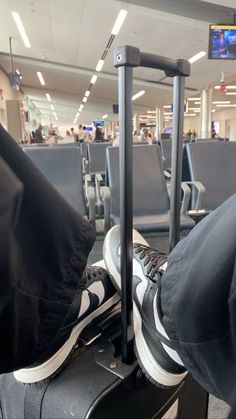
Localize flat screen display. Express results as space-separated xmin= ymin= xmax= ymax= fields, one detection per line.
xmin=208 ymin=24 xmax=236 ymax=59
xmin=93 ymin=120 xmax=104 ymax=127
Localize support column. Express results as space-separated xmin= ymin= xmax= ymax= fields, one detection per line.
xmin=112 ymin=122 xmax=116 ymax=139
xmin=200 ymin=89 xmax=212 ymax=139
xmin=104 ymin=123 xmax=108 ymax=139
xmin=155 ymin=107 xmax=164 ymax=139
xmin=133 ymin=113 xmax=139 ymax=132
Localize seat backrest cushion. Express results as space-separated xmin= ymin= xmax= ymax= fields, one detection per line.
xmin=187 ymin=141 xmax=236 ymax=210
xmin=24 ymin=146 xmax=86 ymax=215
xmin=160 ymin=139 xmax=172 ymax=170
xmin=107 ymin=145 xmax=169 ymax=218
xmin=88 ymin=143 xmax=110 ymax=173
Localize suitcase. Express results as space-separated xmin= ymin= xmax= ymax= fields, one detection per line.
xmin=0 ymin=46 xmax=208 ymax=419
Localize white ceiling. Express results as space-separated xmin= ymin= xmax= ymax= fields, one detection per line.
xmin=0 ymin=0 xmax=236 ymax=125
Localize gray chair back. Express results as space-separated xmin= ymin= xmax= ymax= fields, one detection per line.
xmin=187 ymin=141 xmax=236 ymax=210
xmin=88 ymin=143 xmax=110 ymax=174
xmin=24 ymin=146 xmax=87 ymax=215
xmin=107 ymin=145 xmax=169 ymax=220
xmin=160 ymin=139 xmax=172 ymax=170
xmin=81 ymin=142 xmax=88 ymax=160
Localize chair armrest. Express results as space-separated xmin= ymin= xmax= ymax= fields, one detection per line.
xmin=82 ymin=157 xmax=88 ymax=174
xmin=95 ymin=173 xmax=103 ymax=202
xmin=182 ymin=181 xmax=206 ymax=210
xmin=164 ymin=170 xmax=171 ymax=179
xmin=95 ymin=173 xmax=104 ymax=217
xmin=86 ymin=186 xmax=96 ymax=225
xmin=181 ymin=182 xmax=191 ymax=214
xmin=84 ymin=174 xmax=92 ymax=201
xmin=101 ymin=186 xmax=111 ymax=234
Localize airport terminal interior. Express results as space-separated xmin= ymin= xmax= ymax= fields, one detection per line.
xmin=1 ymin=0 xmax=236 ymax=417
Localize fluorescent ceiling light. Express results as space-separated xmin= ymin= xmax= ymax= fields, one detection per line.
xmin=164 ymin=112 xmax=172 ymax=115
xmin=90 ymin=75 xmax=98 ymax=84
xmin=50 ymin=105 xmax=55 ymax=111
xmin=188 ymin=97 xmax=201 ymax=101
xmin=188 ymin=107 xmax=200 ymax=111
xmin=85 ymin=90 xmax=90 ymax=97
xmin=53 ymin=111 xmax=57 ymax=117
xmin=164 ymin=105 xmax=172 ymax=109
xmin=45 ymin=93 xmax=51 ymax=102
xmin=132 ymin=90 xmax=145 ymax=101
xmin=102 ymin=114 xmax=108 ymax=119
xmin=226 ymin=92 xmax=236 ymax=95
xmin=216 ymin=104 xmax=236 ymax=107
xmin=188 ymin=51 xmax=206 ymax=64
xmin=195 ymin=101 xmax=201 ymax=105
xmin=212 ymin=109 xmax=216 ymax=112
xmin=111 ymin=9 xmax=127 ymax=35
xmin=79 ymin=104 xmax=84 ymax=111
xmin=212 ymin=101 xmax=231 ymax=104
xmin=55 ymin=116 xmax=58 ymax=121
xmin=215 ymin=85 xmax=236 ymax=90
xmin=82 ymin=97 xmax=87 ymax=103
xmin=37 ymin=71 xmax=45 ymax=86
xmin=184 ymin=113 xmax=197 ymax=116
xmin=12 ymin=11 xmax=31 ymax=48
xmin=96 ymin=59 xmax=104 ymax=72
xmin=147 ymin=110 xmax=156 ymax=114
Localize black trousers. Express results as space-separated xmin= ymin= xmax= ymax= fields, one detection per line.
xmin=161 ymin=195 xmax=236 ymax=406
xmin=0 ymin=125 xmax=95 ymax=373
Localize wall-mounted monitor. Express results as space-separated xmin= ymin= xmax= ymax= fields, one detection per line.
xmin=93 ymin=120 xmax=104 ymax=126
xmin=208 ymin=24 xmax=236 ymax=59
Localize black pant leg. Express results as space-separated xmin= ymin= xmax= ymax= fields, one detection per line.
xmin=161 ymin=194 xmax=236 ymax=405
xmin=0 ymin=125 xmax=95 ymax=373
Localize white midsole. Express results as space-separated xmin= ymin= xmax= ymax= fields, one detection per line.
xmin=103 ymin=225 xmax=149 ymax=292
xmin=133 ymin=302 xmax=187 ymax=387
xmin=14 ymin=293 xmax=120 ymax=383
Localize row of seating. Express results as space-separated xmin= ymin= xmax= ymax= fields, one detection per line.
xmin=23 ymin=141 xmax=236 ymax=235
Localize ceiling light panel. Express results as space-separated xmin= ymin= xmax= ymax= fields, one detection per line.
xmin=212 ymin=101 xmax=231 ymax=104
xmin=188 ymin=51 xmax=206 ymax=64
xmin=90 ymin=75 xmax=98 ymax=84
xmin=132 ymin=90 xmax=145 ymax=101
xmin=45 ymin=93 xmax=51 ymax=102
xmin=111 ymin=9 xmax=127 ymax=35
xmin=37 ymin=71 xmax=45 ymax=86
xmin=96 ymin=59 xmax=104 ymax=72
xmin=12 ymin=11 xmax=31 ymax=48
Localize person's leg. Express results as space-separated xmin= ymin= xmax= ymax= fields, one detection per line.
xmin=160 ymin=194 xmax=236 ymax=405
xmin=104 ymin=195 xmax=236 ymax=406
xmin=0 ymin=125 xmax=118 ymax=380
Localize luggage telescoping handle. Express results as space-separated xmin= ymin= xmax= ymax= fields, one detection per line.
xmin=114 ymin=46 xmax=190 ymax=365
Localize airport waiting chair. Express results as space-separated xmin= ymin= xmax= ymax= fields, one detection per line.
xmin=87 ymin=143 xmax=110 ymax=176
xmin=24 ymin=146 xmax=95 ymax=223
xmin=133 ymin=141 xmax=148 ymax=145
xmin=160 ymin=139 xmax=172 ymax=171
xmin=186 ymin=141 xmax=236 ymax=211
xmin=102 ymin=145 xmax=195 ymax=233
